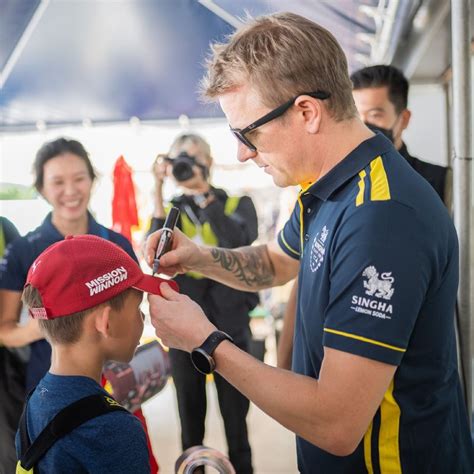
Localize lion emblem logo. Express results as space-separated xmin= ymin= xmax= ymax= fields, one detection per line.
xmin=362 ymin=266 xmax=394 ymax=300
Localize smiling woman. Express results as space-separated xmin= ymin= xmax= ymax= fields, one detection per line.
xmin=34 ymin=139 xmax=95 ymax=235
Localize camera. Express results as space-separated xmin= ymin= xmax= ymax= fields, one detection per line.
xmin=166 ymin=152 xmax=208 ymax=182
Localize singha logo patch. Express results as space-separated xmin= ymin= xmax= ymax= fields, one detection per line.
xmin=362 ymin=266 xmax=394 ymax=300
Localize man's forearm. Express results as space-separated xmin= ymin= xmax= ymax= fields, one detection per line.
xmin=196 ymin=244 xmax=277 ymax=291
xmin=213 ymin=341 xmax=349 ymax=455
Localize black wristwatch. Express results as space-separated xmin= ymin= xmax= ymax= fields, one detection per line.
xmin=190 ymin=331 xmax=233 ymax=374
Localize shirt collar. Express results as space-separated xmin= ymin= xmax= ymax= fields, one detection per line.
xmin=301 ymin=133 xmax=393 ymax=201
xmin=42 ymin=211 xmax=100 ymax=237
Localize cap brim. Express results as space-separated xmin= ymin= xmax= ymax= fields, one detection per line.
xmin=133 ymin=274 xmax=179 ymax=296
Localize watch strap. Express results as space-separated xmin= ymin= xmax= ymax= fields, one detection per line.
xmin=200 ymin=330 xmax=233 ymax=356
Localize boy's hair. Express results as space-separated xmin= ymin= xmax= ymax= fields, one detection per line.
xmin=200 ymin=12 xmax=357 ymax=121
xmin=350 ymin=65 xmax=409 ymax=113
xmin=22 ymin=286 xmax=137 ymax=344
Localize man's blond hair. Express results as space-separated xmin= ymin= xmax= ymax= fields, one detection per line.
xmin=201 ymin=12 xmax=357 ymax=121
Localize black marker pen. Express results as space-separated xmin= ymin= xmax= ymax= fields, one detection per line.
xmin=152 ymin=206 xmax=180 ymax=275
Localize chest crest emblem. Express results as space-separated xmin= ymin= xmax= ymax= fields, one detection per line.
xmin=310 ymin=225 xmax=329 ymax=273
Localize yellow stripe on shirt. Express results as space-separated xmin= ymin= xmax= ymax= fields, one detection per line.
xmin=370 ymin=156 xmax=391 ymax=201
xmin=364 ymin=420 xmax=374 ymax=474
xmin=379 ymin=379 xmax=402 ymax=473
xmin=279 ymin=230 xmax=300 ymax=256
xmin=323 ymin=328 xmax=406 ymax=352
xmin=356 ymin=170 xmax=367 ymax=206
xmin=297 ymin=194 xmax=304 ymax=252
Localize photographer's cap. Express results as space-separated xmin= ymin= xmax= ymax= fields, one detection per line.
xmin=25 ymin=234 xmax=178 ymax=319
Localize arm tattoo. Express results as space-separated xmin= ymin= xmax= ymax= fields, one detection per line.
xmin=210 ymin=245 xmax=275 ymax=288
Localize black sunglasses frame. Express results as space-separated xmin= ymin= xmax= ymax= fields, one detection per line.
xmin=230 ymin=91 xmax=331 ymax=152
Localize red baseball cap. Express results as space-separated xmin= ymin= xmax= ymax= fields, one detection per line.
xmin=25 ymin=234 xmax=178 ymax=319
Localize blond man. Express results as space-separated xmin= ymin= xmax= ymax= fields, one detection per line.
xmin=146 ymin=13 xmax=472 ymax=474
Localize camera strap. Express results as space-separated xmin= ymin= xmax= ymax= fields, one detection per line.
xmin=17 ymin=393 xmax=127 ymax=472
xmin=183 ymin=204 xmax=205 ymax=245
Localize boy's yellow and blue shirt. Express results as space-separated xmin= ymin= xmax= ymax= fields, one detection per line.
xmin=278 ymin=134 xmax=472 ymax=473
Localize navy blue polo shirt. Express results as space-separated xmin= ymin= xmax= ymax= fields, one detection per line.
xmin=278 ymin=134 xmax=472 ymax=473
xmin=0 ymin=212 xmax=137 ymax=392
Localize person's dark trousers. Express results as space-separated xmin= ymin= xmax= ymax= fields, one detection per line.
xmin=169 ymin=347 xmax=253 ymax=474
xmin=0 ymin=347 xmax=27 ymax=474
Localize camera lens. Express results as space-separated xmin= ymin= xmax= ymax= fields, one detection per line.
xmin=171 ymin=153 xmax=196 ymax=182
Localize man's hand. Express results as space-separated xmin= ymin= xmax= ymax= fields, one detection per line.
xmin=148 ymin=283 xmax=216 ymax=352
xmin=145 ymin=227 xmax=202 ymax=277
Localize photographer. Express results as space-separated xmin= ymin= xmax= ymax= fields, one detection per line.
xmin=149 ymin=133 xmax=258 ymax=474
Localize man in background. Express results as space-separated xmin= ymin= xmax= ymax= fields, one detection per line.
xmin=351 ymin=64 xmax=451 ymax=206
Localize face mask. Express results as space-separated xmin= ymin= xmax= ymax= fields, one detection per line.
xmin=364 ymin=122 xmax=394 ymax=143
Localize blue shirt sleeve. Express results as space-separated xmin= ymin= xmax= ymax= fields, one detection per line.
xmin=277 ymin=200 xmax=301 ymax=260
xmin=0 ymin=238 xmax=30 ymax=291
xmin=322 ymin=201 xmax=433 ymax=365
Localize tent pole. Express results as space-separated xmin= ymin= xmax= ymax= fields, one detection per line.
xmin=198 ymin=0 xmax=242 ymax=28
xmin=0 ymin=0 xmax=50 ymax=89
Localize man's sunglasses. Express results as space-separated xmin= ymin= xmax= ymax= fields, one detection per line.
xmin=230 ymin=91 xmax=331 ymax=153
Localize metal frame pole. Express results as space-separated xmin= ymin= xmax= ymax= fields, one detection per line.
xmin=451 ymin=0 xmax=472 ymax=418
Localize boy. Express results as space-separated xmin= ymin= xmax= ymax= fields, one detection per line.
xmin=17 ymin=234 xmax=177 ymax=473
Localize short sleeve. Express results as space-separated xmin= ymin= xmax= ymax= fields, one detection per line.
xmin=0 ymin=239 xmax=29 ymax=291
xmin=277 ymin=201 xmax=301 ymax=260
xmin=323 ymin=202 xmax=431 ymax=365
xmin=1 ymin=217 xmax=20 ymax=244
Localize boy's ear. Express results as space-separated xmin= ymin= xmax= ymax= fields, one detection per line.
xmin=94 ymin=305 xmax=112 ymax=337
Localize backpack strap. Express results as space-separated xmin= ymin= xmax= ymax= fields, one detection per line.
xmin=17 ymin=394 xmax=127 ymax=471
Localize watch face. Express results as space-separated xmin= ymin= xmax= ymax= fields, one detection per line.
xmin=191 ymin=348 xmax=215 ymax=374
